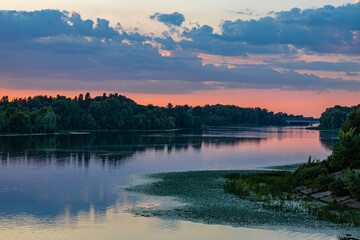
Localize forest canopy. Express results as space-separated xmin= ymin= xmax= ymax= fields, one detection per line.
xmin=319 ymin=105 xmax=360 ymax=129
xmin=0 ymin=93 xmax=303 ymax=133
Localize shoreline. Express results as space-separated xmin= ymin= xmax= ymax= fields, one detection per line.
xmin=0 ymin=124 xmax=319 ymax=137
xmin=125 ymin=170 xmax=360 ymax=239
xmin=0 ymin=128 xmax=183 ymax=137
xmin=224 ymin=170 xmax=360 ymax=226
xmin=306 ymin=126 xmax=340 ymax=131
xmin=295 ymin=186 xmax=360 ymax=209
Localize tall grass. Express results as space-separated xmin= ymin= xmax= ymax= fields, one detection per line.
xmin=224 ymin=171 xmax=360 ymax=226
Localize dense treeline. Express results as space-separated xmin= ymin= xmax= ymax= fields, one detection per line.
xmin=319 ymin=105 xmax=360 ymax=129
xmin=0 ymin=93 xmax=299 ymax=133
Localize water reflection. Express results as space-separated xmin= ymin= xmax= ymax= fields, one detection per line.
xmin=319 ymin=130 xmax=340 ymax=150
xmin=0 ymin=128 xmax=337 ymax=168
xmin=0 ymin=131 xmax=264 ymax=168
xmin=0 ymin=127 xmax=344 ymax=240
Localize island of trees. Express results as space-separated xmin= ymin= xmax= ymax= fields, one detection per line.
xmin=0 ymin=93 xmax=304 ymax=133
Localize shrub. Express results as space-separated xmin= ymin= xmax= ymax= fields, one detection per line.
xmin=328 ymin=129 xmax=360 ymax=171
xmin=329 ymin=179 xmax=349 ymax=197
xmin=292 ymin=162 xmax=328 ymax=187
xmin=311 ymin=173 xmax=334 ymax=192
xmin=343 ymin=169 xmax=360 ymax=200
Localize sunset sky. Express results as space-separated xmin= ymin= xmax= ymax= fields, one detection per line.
xmin=0 ymin=0 xmax=360 ymax=117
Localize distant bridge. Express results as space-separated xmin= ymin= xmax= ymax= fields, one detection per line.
xmin=285 ymin=118 xmax=320 ymax=126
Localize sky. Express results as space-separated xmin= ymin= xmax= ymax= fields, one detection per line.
xmin=0 ymin=0 xmax=359 ymax=117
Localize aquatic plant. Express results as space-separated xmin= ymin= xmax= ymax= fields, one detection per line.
xmin=224 ymin=172 xmax=360 ymax=226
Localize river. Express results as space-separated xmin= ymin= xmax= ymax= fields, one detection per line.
xmin=1 ymin=127 xmax=356 ymax=240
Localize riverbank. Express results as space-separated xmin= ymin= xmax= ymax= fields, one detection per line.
xmin=224 ymin=171 xmax=360 ymax=225
xmin=0 ymin=124 xmax=320 ymax=137
xmin=125 ymin=170 xmax=360 ymax=239
xmin=0 ymin=123 xmax=299 ymax=136
xmin=0 ymin=128 xmax=184 ymax=137
xmin=306 ymin=126 xmax=340 ymax=131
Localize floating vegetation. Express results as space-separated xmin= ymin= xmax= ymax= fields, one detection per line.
xmin=224 ymin=171 xmax=360 ymax=226
xmin=126 ymin=170 xmax=360 ymax=239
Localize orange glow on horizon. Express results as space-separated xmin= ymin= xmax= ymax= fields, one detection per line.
xmin=0 ymin=88 xmax=359 ymax=117
xmin=125 ymin=89 xmax=360 ymax=117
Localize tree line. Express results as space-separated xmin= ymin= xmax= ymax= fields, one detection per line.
xmin=0 ymin=93 xmax=301 ymax=133
xmin=319 ymin=105 xmax=360 ymax=129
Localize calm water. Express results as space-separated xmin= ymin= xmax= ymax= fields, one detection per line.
xmin=0 ymin=127 xmax=348 ymax=240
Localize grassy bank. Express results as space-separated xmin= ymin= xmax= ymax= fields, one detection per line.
xmin=224 ymin=171 xmax=360 ymax=226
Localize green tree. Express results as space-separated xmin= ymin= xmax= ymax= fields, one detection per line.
xmin=8 ymin=112 xmax=31 ymax=133
xmin=342 ymin=109 xmax=360 ymax=134
xmin=42 ymin=110 xmax=57 ymax=132
xmin=343 ymin=169 xmax=360 ymax=200
xmin=319 ymin=105 xmax=353 ymax=129
xmin=83 ymin=113 xmax=96 ymax=129
xmin=328 ymin=129 xmax=360 ymax=171
xmin=0 ymin=112 xmax=8 ymax=132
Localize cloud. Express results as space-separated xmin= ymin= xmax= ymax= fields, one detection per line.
xmin=174 ymin=25 xmax=296 ymax=56
xmin=0 ymin=10 xmax=121 ymax=40
xmin=168 ymin=4 xmax=360 ymax=55
xmin=274 ymin=61 xmax=360 ymax=72
xmin=150 ymin=12 xmax=185 ymax=26
xmin=0 ymin=9 xmax=360 ymax=94
xmin=237 ymin=9 xmax=254 ymax=16
xmin=346 ymin=72 xmax=359 ymax=76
